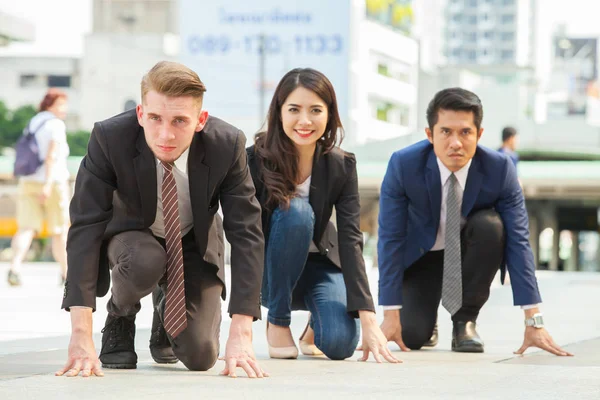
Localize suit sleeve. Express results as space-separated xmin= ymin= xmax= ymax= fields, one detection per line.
xmin=377 ymin=152 xmax=409 ymax=306
xmin=220 ymin=132 xmax=265 ymax=319
xmin=62 ymin=122 xmax=117 ymax=311
xmin=335 ymin=155 xmax=375 ymax=315
xmin=495 ymin=158 xmax=542 ymax=305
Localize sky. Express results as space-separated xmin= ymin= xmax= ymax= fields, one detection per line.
xmin=0 ymin=0 xmax=92 ymax=56
xmin=0 ymin=0 xmax=599 ymax=56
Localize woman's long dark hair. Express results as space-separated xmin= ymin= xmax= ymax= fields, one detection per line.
xmin=255 ymin=68 xmax=344 ymax=210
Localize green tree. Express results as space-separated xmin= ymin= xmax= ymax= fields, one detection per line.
xmin=66 ymin=130 xmax=91 ymax=156
xmin=0 ymin=103 xmax=37 ymax=149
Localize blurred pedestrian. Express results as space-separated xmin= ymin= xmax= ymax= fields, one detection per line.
xmin=8 ymin=89 xmax=70 ymax=287
xmin=498 ymin=126 xmax=519 ymax=167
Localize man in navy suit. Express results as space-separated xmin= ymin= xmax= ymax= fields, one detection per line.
xmin=377 ymin=88 xmax=572 ymax=356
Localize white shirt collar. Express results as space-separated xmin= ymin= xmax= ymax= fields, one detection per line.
xmin=436 ymin=157 xmax=472 ymax=190
xmin=155 ymin=147 xmax=189 ymax=174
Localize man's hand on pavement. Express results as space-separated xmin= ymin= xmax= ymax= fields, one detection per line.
xmin=515 ymin=327 xmax=573 ymax=357
xmin=55 ymin=332 xmax=103 ymax=377
xmin=219 ymin=314 xmax=268 ymax=378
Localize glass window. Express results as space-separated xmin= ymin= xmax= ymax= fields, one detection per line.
xmin=47 ymin=75 xmax=72 ymax=88
xmin=501 ymin=49 xmax=514 ymax=60
xmin=376 ymin=103 xmax=394 ymax=122
xmin=501 ymin=14 xmax=514 ymax=24
xmin=377 ymin=63 xmax=391 ymax=77
xmin=501 ymin=32 xmax=514 ymax=41
xmin=20 ymin=74 xmax=41 ymax=88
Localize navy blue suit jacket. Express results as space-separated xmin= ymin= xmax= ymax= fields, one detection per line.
xmin=377 ymin=140 xmax=541 ymax=307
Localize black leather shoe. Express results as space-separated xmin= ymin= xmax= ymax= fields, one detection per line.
xmin=452 ymin=321 xmax=484 ymax=353
xmin=423 ymin=322 xmax=439 ymax=347
xmin=150 ymin=306 xmax=178 ymax=364
xmin=99 ymin=315 xmax=137 ymax=369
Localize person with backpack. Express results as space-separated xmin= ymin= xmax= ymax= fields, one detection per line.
xmin=8 ymin=88 xmax=71 ymax=287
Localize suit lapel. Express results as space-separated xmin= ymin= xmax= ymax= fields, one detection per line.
xmin=188 ymin=132 xmax=210 ymax=231
xmin=462 ymin=154 xmax=482 ymax=217
xmin=425 ymin=150 xmax=442 ymax=228
xmin=133 ymin=129 xmax=157 ymax=226
xmin=309 ymin=144 xmax=326 ymax=242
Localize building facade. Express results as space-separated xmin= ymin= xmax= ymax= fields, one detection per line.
xmin=78 ymin=0 xmax=178 ymax=129
xmin=444 ymin=0 xmax=534 ymax=67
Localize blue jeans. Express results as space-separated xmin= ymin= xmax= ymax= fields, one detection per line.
xmin=263 ymin=198 xmax=360 ymax=360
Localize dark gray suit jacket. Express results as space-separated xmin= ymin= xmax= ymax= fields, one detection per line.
xmin=62 ymin=109 xmax=264 ymax=319
xmin=247 ymin=144 xmax=375 ymax=316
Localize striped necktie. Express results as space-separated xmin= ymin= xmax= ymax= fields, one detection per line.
xmin=442 ymin=173 xmax=463 ymax=316
xmin=160 ymin=161 xmax=187 ymax=338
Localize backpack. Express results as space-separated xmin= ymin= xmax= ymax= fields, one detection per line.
xmin=13 ymin=118 xmax=55 ymax=177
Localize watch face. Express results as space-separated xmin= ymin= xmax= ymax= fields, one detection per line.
xmin=533 ymin=315 xmax=544 ymax=327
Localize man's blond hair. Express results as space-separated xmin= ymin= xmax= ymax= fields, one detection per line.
xmin=141 ymin=61 xmax=206 ymax=105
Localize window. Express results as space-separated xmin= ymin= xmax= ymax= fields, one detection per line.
xmin=376 ymin=103 xmax=394 ymax=122
xmin=372 ymin=54 xmax=411 ymax=83
xmin=501 ymin=14 xmax=514 ymax=24
xmin=47 ymin=75 xmax=72 ymax=88
xmin=501 ymin=50 xmax=514 ymax=60
xmin=20 ymin=74 xmax=42 ymax=88
xmin=483 ymin=31 xmax=493 ymax=39
xmin=374 ymin=102 xmax=410 ymax=126
xmin=468 ymin=0 xmax=478 ymax=6
xmin=466 ymin=32 xmax=477 ymax=41
xmin=467 ymin=50 xmax=477 ymax=61
xmin=377 ymin=63 xmax=391 ymax=77
xmin=469 ymin=15 xmax=477 ymax=24
xmin=501 ymin=32 xmax=514 ymax=41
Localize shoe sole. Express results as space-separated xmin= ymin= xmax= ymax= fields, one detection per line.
xmin=101 ymin=363 xmax=137 ymax=369
xmin=151 ymin=357 xmax=179 ymax=364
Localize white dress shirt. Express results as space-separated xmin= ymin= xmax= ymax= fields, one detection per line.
xmin=382 ymin=157 xmax=538 ymax=311
xmin=149 ymin=148 xmax=194 ymax=238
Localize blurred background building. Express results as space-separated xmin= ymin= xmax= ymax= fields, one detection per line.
xmin=0 ymin=0 xmax=600 ymax=272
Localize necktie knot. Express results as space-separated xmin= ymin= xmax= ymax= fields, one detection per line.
xmin=449 ymin=173 xmax=457 ymax=185
xmin=161 ymin=161 xmax=174 ymax=173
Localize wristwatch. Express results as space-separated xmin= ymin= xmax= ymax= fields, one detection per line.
xmin=524 ymin=313 xmax=544 ymax=328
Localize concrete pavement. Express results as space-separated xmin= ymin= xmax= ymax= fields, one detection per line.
xmin=0 ymin=261 xmax=599 ymax=399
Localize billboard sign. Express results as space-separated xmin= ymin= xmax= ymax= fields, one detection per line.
xmin=180 ymin=0 xmax=351 ymax=137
